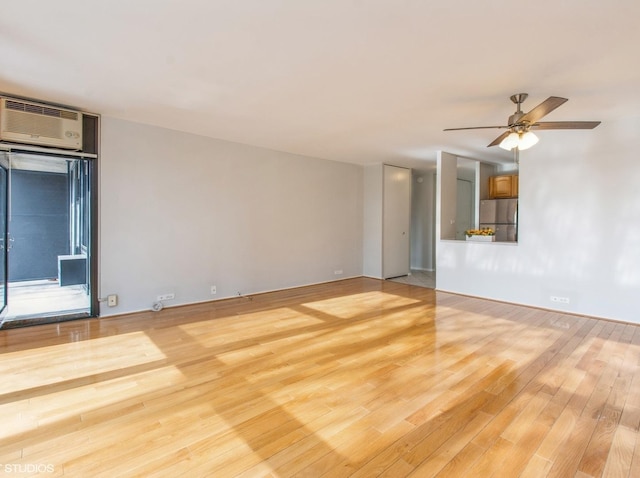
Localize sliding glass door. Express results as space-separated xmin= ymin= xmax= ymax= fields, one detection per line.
xmin=0 ymin=152 xmax=95 ymax=328
xmin=0 ymin=153 xmax=8 ymax=322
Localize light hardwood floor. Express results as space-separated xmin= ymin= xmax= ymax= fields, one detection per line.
xmin=1 ymin=277 xmax=638 ymax=477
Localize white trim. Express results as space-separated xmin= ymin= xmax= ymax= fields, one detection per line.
xmin=0 ymin=142 xmax=97 ymax=159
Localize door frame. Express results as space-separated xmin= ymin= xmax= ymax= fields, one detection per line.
xmin=0 ymin=153 xmax=8 ymax=322
xmin=0 ymin=146 xmax=99 ymax=326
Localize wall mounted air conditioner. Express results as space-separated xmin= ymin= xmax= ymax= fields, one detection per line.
xmin=0 ymin=97 xmax=83 ymax=150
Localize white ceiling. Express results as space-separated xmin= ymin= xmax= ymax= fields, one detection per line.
xmin=2 ymin=1 xmax=639 ymax=169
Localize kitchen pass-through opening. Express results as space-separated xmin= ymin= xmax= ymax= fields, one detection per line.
xmin=0 ymin=151 xmax=96 ymax=329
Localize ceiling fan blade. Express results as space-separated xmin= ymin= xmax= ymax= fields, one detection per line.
xmin=487 ymin=131 xmax=511 ymax=147
xmin=531 ymin=121 xmax=601 ymax=130
xmin=443 ymin=125 xmax=507 ymax=131
xmin=519 ymin=96 xmax=568 ymax=124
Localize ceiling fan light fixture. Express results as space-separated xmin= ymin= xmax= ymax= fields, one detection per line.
xmin=499 ymin=131 xmax=539 ymax=151
xmin=518 ymin=131 xmax=539 ymax=150
xmin=499 ymin=132 xmax=520 ymax=151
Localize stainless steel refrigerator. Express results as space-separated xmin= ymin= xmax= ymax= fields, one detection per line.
xmin=479 ymin=198 xmax=518 ymax=242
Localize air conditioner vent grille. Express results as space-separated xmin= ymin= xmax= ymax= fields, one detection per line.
xmin=5 ymin=99 xmax=79 ymax=120
xmin=5 ymin=111 xmax=61 ymax=138
xmin=60 ymin=110 xmax=78 ymax=120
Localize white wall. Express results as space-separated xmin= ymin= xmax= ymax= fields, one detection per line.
xmin=99 ymin=117 xmax=363 ymax=315
xmin=436 ymin=117 xmax=640 ymax=323
xmin=410 ymin=170 xmax=435 ymax=271
xmin=437 ymin=151 xmax=458 ymax=240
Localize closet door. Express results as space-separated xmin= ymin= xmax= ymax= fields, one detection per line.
xmin=383 ymin=165 xmax=411 ymax=278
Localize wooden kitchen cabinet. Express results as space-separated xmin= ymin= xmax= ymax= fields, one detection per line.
xmin=489 ymin=175 xmax=518 ymax=198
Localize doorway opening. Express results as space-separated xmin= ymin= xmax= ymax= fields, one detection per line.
xmin=0 ymin=151 xmax=96 ymax=329
xmin=388 ymin=169 xmax=436 ymax=289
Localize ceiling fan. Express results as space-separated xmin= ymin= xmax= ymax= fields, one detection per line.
xmin=444 ymin=93 xmax=601 ymax=152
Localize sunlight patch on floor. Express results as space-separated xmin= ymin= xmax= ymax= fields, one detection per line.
xmin=302 ymin=291 xmax=420 ymax=319
xmin=0 ymin=332 xmax=168 ymax=395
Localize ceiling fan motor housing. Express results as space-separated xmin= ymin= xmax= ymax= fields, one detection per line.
xmin=508 ymin=113 xmax=526 ymax=128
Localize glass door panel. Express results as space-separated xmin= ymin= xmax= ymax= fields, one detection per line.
xmin=0 ymin=153 xmax=9 ymax=321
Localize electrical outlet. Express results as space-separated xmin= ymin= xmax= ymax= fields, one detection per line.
xmin=550 ymin=295 xmax=570 ymax=304
xmin=334 ymin=269 xmax=343 ymax=275
xmin=211 ymin=285 xmax=217 ymax=295
xmin=157 ymin=293 xmax=175 ymax=301
xmin=107 ymin=294 xmax=118 ymax=307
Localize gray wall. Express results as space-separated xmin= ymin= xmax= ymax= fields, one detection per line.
xmin=99 ymin=117 xmax=363 ymax=315
xmin=362 ymin=164 xmax=383 ymax=278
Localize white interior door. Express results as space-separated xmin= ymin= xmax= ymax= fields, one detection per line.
xmin=383 ymin=165 xmax=411 ymax=278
